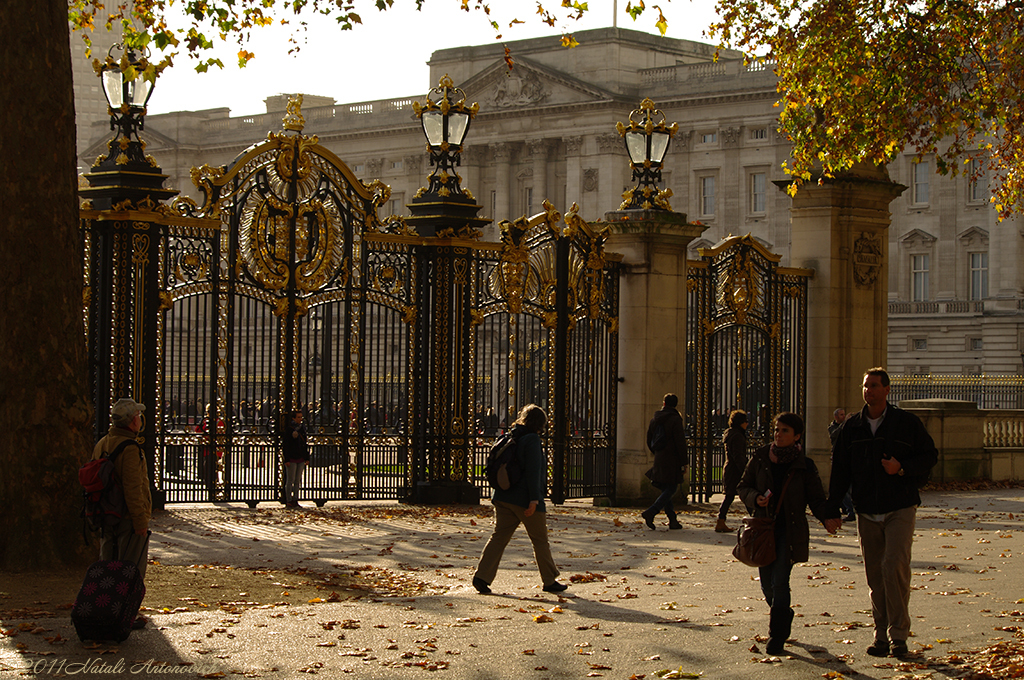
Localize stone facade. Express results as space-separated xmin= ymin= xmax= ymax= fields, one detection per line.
xmin=75 ymin=26 xmax=1024 ymax=383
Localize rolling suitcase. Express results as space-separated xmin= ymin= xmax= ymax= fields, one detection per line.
xmin=70 ymin=560 xmax=145 ymax=642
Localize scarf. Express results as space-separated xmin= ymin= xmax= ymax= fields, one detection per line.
xmin=769 ymin=442 xmax=802 ymax=465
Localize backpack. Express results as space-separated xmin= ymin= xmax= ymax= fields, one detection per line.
xmin=79 ymin=440 xmax=134 ymax=533
xmin=647 ymin=419 xmax=668 ymax=452
xmin=485 ymin=434 xmax=522 ymax=490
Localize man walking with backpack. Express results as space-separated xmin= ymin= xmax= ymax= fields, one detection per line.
xmin=92 ymin=398 xmax=152 ymax=628
xmin=641 ymin=394 xmax=688 ymax=530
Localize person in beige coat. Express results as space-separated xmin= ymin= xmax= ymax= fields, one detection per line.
xmin=92 ymin=398 xmax=152 ymax=578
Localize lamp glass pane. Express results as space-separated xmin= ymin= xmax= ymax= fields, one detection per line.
xmin=649 ymin=132 xmax=670 ymax=163
xmin=448 ymin=112 xmax=469 ymax=145
xmin=421 ymin=111 xmax=444 ymax=145
xmin=126 ymin=75 xmax=152 ymax=107
xmin=624 ymin=131 xmax=646 ymax=164
xmin=102 ymin=69 xmax=124 ymax=108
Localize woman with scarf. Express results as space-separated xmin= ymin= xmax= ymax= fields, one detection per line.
xmin=737 ymin=412 xmax=837 ymax=655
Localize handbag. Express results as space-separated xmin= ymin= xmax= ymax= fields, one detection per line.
xmin=732 ymin=471 xmax=795 ymax=567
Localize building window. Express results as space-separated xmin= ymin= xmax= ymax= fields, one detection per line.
xmin=970 ymin=252 xmax=989 ymax=300
xmin=913 ymin=161 xmax=930 ymax=204
xmin=701 ymin=132 xmax=717 ymax=144
xmin=913 ymin=338 xmax=928 ymax=351
xmin=525 ymin=187 xmax=534 ymax=215
xmin=968 ymin=158 xmax=985 ymax=202
xmin=390 ymin=160 xmax=403 ymax=170
xmin=969 ymin=338 xmax=983 ymax=351
xmin=353 ymin=164 xmax=365 ymax=175
xmin=750 ymin=128 xmax=767 ymax=140
xmin=700 ymin=176 xmax=716 ymax=217
xmin=387 ymin=194 xmax=404 ymax=217
xmin=911 ymin=254 xmax=929 ymax=301
xmin=750 ymin=172 xmax=766 ymax=213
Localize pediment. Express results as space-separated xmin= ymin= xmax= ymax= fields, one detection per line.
xmin=461 ymin=57 xmax=617 ymax=111
xmin=79 ymin=125 xmax=181 ymax=166
xmin=957 ymin=226 xmax=989 ymax=247
xmin=899 ymin=228 xmax=937 ymax=247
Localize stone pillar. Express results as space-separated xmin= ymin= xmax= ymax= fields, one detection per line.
xmin=491 ymin=142 xmax=512 ymax=222
xmin=785 ymin=165 xmax=906 ymax=472
xmin=597 ymin=133 xmax=623 ymax=217
xmin=605 ymin=209 xmax=708 ymax=505
xmin=564 ymin=135 xmax=583 ymax=211
xmin=527 ymin=139 xmax=549 ymax=211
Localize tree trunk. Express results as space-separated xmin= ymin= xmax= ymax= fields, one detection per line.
xmin=0 ymin=0 xmax=95 ymax=569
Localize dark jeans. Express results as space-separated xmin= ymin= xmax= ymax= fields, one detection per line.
xmin=758 ymin=521 xmax=794 ymax=641
xmin=718 ymin=490 xmax=737 ymax=520
xmin=645 ymin=483 xmax=678 ymax=519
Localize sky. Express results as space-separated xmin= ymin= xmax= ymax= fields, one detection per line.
xmin=147 ymin=0 xmax=723 ymax=117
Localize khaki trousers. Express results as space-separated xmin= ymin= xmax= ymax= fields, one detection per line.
xmin=474 ymin=500 xmax=560 ymax=587
xmin=100 ymin=514 xmax=150 ymax=580
xmin=857 ymin=505 xmax=917 ymax=643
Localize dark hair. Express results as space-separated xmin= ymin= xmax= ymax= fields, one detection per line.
xmin=773 ymin=411 xmax=804 ymax=437
xmin=290 ymin=409 xmax=303 ymax=419
xmin=728 ymin=409 xmax=747 ymax=428
xmin=514 ymin=404 xmax=547 ymax=433
xmin=663 ymin=393 xmax=679 ymax=409
xmin=864 ymin=367 xmax=890 ymax=387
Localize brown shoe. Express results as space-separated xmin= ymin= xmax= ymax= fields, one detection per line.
xmin=715 ymin=518 xmax=733 ymax=533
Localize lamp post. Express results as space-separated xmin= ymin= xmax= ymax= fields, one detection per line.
xmin=616 ymin=98 xmax=678 ymax=211
xmin=407 ymin=75 xmax=489 ymax=237
xmin=80 ymin=43 xmax=176 ymax=210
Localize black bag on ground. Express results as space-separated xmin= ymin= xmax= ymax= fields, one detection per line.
xmin=71 ymin=560 xmax=146 ymax=643
xmin=485 ymin=434 xmax=521 ymax=490
xmin=79 ymin=440 xmax=133 ymax=533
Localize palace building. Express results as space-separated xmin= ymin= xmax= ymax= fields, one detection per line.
xmin=75 ymin=27 xmax=1024 ymax=380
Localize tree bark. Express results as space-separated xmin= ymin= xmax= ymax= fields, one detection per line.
xmin=0 ymin=0 xmax=95 ymax=569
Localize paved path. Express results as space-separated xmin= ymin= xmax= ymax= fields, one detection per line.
xmin=2 ymin=488 xmax=1021 ymax=679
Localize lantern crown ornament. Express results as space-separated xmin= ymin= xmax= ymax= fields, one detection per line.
xmin=406 ymin=75 xmax=489 ymax=238
xmin=616 ymin=98 xmax=678 ymax=210
xmin=81 ymin=42 xmax=177 ymax=210
xmin=411 ymin=75 xmax=479 ymax=202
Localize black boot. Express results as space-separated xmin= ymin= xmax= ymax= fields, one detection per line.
xmin=666 ymin=511 xmax=682 ymax=530
xmin=766 ymin=606 xmax=794 ymax=655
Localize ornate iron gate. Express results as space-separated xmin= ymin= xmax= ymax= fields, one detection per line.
xmin=686 ymin=235 xmax=811 ymax=502
xmin=105 ymin=113 xmax=621 ymax=506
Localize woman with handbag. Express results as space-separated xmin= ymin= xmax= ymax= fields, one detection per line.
xmin=737 ymin=412 xmax=837 ymax=655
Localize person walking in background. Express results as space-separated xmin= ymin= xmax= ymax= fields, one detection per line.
xmin=92 ymin=398 xmax=152 ymax=629
xmin=473 ymin=404 xmax=567 ymax=595
xmin=641 ymin=394 xmax=688 ymax=530
xmin=738 ymin=412 xmax=837 ymax=656
xmin=828 ymin=368 xmax=937 ymax=659
xmin=282 ymin=409 xmax=309 ymax=508
xmin=829 ymin=407 xmax=856 ymax=521
xmin=716 ymin=409 xmax=748 ymax=533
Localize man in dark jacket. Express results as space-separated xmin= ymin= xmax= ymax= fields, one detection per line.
xmin=828 ymin=367 xmax=937 ymax=660
xmin=640 ymin=394 xmax=688 ymax=530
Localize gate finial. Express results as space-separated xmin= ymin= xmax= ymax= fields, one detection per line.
xmin=283 ymin=94 xmax=305 ymax=132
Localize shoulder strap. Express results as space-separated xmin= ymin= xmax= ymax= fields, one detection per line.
xmin=104 ymin=439 xmax=135 ymax=463
xmin=769 ymin=470 xmax=797 ymax=518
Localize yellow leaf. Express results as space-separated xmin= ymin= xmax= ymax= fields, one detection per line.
xmin=533 ymin=614 xmax=555 ymax=623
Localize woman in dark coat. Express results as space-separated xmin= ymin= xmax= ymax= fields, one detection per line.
xmin=737 ymin=412 xmax=836 ymax=655
xmin=716 ymin=409 xmax=748 ymax=533
xmin=641 ymin=394 xmax=688 ymax=530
